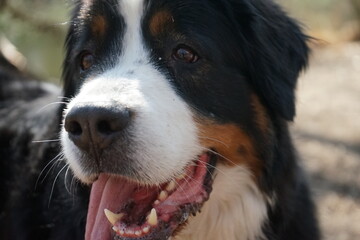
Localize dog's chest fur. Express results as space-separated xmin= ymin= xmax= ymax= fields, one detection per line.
xmin=174 ymin=165 xmax=268 ymax=240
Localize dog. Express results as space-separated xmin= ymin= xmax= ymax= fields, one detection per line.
xmin=0 ymin=0 xmax=320 ymax=239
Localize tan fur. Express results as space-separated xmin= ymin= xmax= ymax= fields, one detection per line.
xmin=250 ymin=94 xmax=270 ymax=134
xmin=91 ymin=15 xmax=107 ymax=39
xmin=149 ymin=11 xmax=173 ymax=36
xmin=196 ymin=120 xmax=262 ymax=178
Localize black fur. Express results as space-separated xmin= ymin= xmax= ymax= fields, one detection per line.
xmin=0 ymin=0 xmax=319 ymax=239
xmin=0 ymin=54 xmax=89 ymax=239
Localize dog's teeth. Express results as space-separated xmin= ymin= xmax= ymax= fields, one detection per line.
xmin=135 ymin=230 xmax=142 ymax=236
xmin=126 ymin=229 xmax=134 ymax=235
xmin=177 ymin=172 xmax=187 ymax=179
xmin=143 ymin=226 xmax=150 ymax=233
xmin=120 ymin=229 xmax=125 ymax=235
xmin=154 ymin=200 xmax=160 ymax=205
xmin=104 ymin=209 xmax=124 ymax=225
xmin=166 ymin=180 xmax=176 ymax=192
xmin=159 ymin=191 xmax=168 ymax=201
xmin=112 ymin=226 xmax=119 ymax=232
xmin=147 ymin=208 xmax=158 ymax=226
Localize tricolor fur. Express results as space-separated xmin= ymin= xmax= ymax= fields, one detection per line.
xmin=0 ymin=0 xmax=320 ymax=239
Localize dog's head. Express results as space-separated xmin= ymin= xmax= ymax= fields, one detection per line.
xmin=61 ymin=0 xmax=308 ymax=239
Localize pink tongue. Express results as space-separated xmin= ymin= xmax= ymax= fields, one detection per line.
xmin=85 ymin=174 xmax=136 ymax=240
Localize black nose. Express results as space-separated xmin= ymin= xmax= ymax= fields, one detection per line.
xmin=64 ymin=105 xmax=131 ymax=152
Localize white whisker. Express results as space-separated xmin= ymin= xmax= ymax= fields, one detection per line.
xmin=35 ymin=152 xmax=64 ymax=190
xmin=32 ymin=139 xmax=60 ymax=143
xmin=199 ymin=136 xmax=230 ymax=148
xmin=172 ymin=176 xmax=195 ymax=204
xmin=201 ymin=147 xmax=241 ymax=168
xmin=64 ymin=165 xmax=72 ymax=194
xmin=48 ymin=163 xmax=69 ymax=207
xmin=41 ymin=156 xmax=64 ymax=185
xmin=36 ymin=101 xmax=67 ymax=113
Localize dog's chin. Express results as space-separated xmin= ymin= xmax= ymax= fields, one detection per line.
xmin=85 ymin=152 xmax=217 ymax=240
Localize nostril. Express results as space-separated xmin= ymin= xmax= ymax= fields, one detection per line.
xmin=96 ymin=112 xmax=131 ymax=135
xmin=97 ymin=120 xmax=112 ymax=135
xmin=66 ymin=120 xmax=83 ymax=136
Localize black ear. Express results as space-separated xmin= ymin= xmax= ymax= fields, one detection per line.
xmin=62 ymin=25 xmax=79 ymax=99
xmin=232 ymin=0 xmax=309 ymax=121
xmin=62 ymin=2 xmax=84 ymax=99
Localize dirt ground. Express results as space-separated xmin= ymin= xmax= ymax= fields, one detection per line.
xmin=292 ymin=42 xmax=360 ymax=240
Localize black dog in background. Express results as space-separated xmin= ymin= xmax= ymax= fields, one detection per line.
xmin=0 ymin=53 xmax=88 ymax=239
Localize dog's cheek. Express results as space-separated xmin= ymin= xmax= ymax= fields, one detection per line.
xmin=196 ymin=119 xmax=262 ymax=179
xmin=126 ymin=102 xmax=203 ymax=184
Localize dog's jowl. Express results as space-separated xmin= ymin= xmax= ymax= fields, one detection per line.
xmin=0 ymin=0 xmax=320 ymax=240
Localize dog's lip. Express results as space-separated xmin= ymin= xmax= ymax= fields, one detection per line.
xmin=85 ymin=152 xmax=217 ymax=240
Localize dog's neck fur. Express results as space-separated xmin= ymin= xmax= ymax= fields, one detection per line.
xmin=174 ymin=165 xmax=268 ymax=240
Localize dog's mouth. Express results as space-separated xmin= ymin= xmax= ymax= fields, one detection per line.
xmin=85 ymin=153 xmax=216 ymax=240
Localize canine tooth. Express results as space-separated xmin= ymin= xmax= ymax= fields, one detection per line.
xmin=147 ymin=208 xmax=158 ymax=226
xmin=159 ymin=191 xmax=168 ymax=201
xmin=135 ymin=230 xmax=142 ymax=236
xmin=112 ymin=226 xmax=119 ymax=232
xmin=166 ymin=180 xmax=176 ymax=192
xmin=104 ymin=209 xmax=124 ymax=225
xmin=143 ymin=226 xmax=150 ymax=233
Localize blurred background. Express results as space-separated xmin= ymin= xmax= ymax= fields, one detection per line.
xmin=0 ymin=0 xmax=68 ymax=81
xmin=0 ymin=0 xmax=360 ymax=79
xmin=0 ymin=0 xmax=359 ymax=239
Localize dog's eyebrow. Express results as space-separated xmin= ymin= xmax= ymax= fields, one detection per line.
xmin=149 ymin=10 xmax=174 ymax=36
xmin=91 ymin=15 xmax=107 ymax=39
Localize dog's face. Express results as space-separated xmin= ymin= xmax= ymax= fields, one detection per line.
xmin=61 ymin=0 xmax=308 ymax=239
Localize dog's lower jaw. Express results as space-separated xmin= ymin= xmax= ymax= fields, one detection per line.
xmin=173 ymin=164 xmax=268 ymax=240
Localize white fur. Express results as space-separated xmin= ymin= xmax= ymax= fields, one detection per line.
xmin=61 ymin=0 xmax=202 ymax=184
xmin=174 ymin=164 xmax=268 ymax=240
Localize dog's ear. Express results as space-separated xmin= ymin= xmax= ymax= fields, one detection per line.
xmin=62 ymin=27 xmax=78 ymax=99
xmin=62 ymin=3 xmax=82 ymax=99
xmin=230 ymin=0 xmax=309 ymax=121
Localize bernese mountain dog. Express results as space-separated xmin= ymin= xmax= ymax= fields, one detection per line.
xmin=0 ymin=0 xmax=320 ymax=239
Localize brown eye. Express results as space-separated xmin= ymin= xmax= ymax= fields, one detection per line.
xmin=172 ymin=46 xmax=199 ymax=63
xmin=80 ymin=51 xmax=94 ymax=71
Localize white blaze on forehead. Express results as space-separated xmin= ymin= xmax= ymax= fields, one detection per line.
xmin=119 ymin=0 xmax=146 ymax=64
xmin=62 ymin=0 xmax=202 ymax=184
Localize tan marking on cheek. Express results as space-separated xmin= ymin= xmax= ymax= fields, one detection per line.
xmin=197 ymin=120 xmax=262 ymax=177
xmin=149 ymin=11 xmax=173 ymax=36
xmin=92 ymin=15 xmax=107 ymax=38
xmin=251 ymin=94 xmax=270 ymax=133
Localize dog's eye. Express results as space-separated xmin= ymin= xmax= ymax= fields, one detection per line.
xmin=172 ymin=46 xmax=199 ymax=63
xmin=80 ymin=51 xmax=94 ymax=71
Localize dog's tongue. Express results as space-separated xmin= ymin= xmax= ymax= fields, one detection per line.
xmin=85 ymin=174 xmax=136 ymax=240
